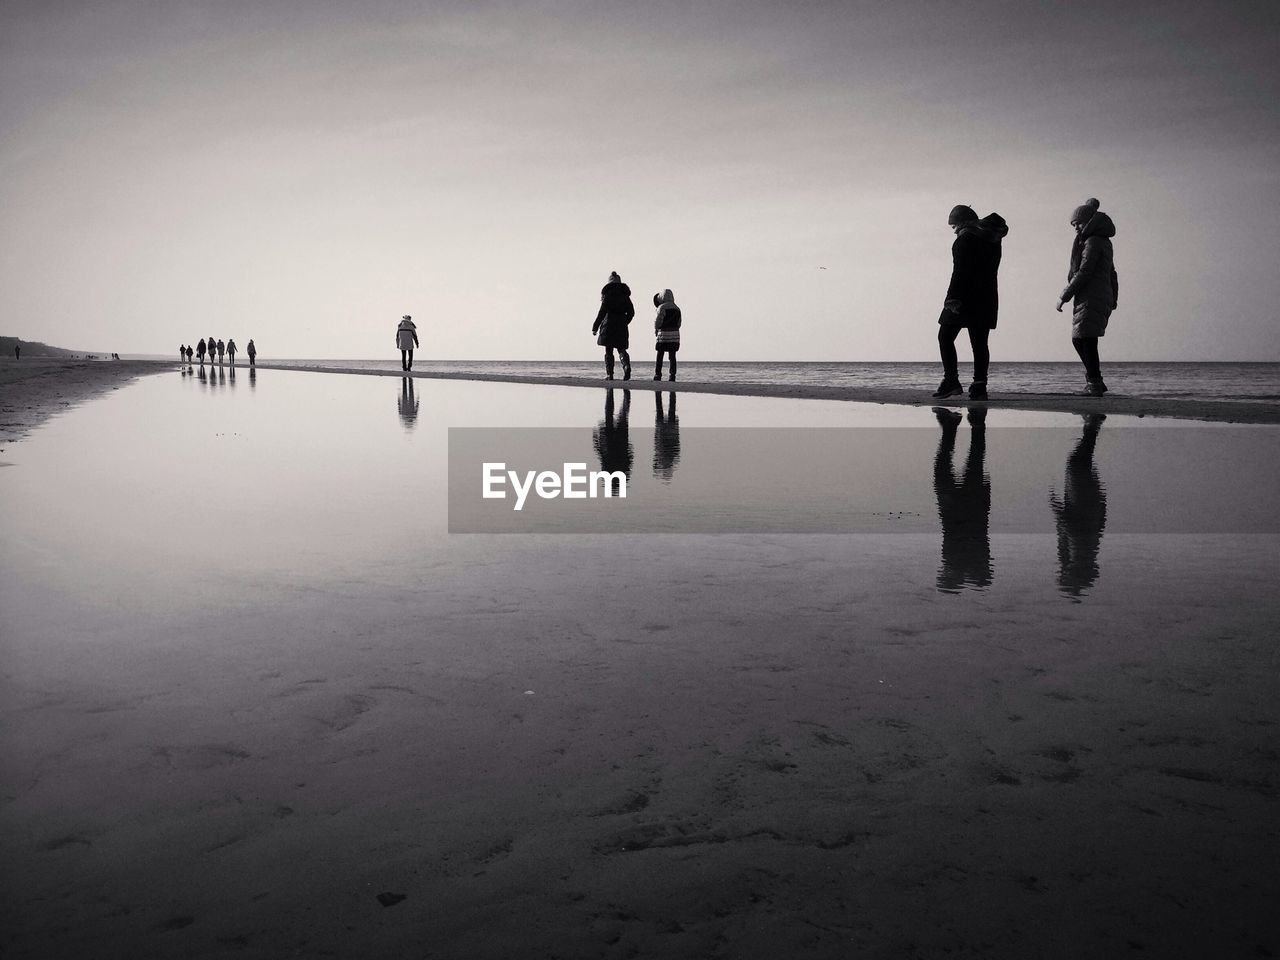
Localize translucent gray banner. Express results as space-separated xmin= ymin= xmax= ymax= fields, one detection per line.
xmin=448 ymin=424 xmax=1280 ymax=534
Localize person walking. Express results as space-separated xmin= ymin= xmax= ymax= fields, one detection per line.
xmin=226 ymin=338 xmax=237 ymax=365
xmin=196 ymin=338 xmax=207 ymax=364
xmin=186 ymin=344 xmax=194 ymax=363
xmin=933 ymin=204 xmax=1008 ymax=400
xmin=1056 ymin=198 xmax=1118 ymax=397
xmin=652 ymin=289 xmax=682 ymax=382
xmin=246 ymin=339 xmax=256 ymax=366
xmin=179 ymin=345 xmax=185 ymax=363
xmin=396 ymin=315 xmax=419 ymax=371
xmin=592 ymin=271 xmax=634 ymax=380
xmin=14 ymin=343 xmax=20 ymax=359
xmin=216 ymin=339 xmax=226 ymax=363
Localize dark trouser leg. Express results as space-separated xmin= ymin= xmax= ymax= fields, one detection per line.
xmin=668 ymin=351 xmax=676 ymax=380
xmin=1072 ymin=337 xmax=1101 ymax=381
xmin=967 ymin=326 xmax=990 ymax=384
xmin=604 ymin=349 xmax=614 ymax=378
xmin=655 ymin=350 xmax=664 ymax=379
xmin=407 ymin=349 xmax=413 ymax=370
xmin=619 ymin=349 xmax=631 ymax=379
xmin=938 ymin=325 xmax=961 ymax=383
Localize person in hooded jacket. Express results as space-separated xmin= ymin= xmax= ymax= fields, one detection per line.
xmin=226 ymin=338 xmax=237 ymax=364
xmin=1057 ymin=198 xmax=1119 ymax=397
xmin=246 ymin=339 xmax=256 ymax=365
xmin=196 ymin=338 xmax=207 ymax=364
xmin=396 ymin=315 xmax=419 ymax=371
xmin=592 ymin=271 xmax=634 ymax=380
xmin=933 ymin=205 xmax=1009 ymax=401
xmin=652 ymin=289 xmax=682 ymax=381
xmin=216 ymin=339 xmax=226 ymax=363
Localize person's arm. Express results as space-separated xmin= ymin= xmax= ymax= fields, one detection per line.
xmin=1061 ymin=237 xmax=1100 ymax=303
xmin=943 ymin=236 xmax=971 ymax=314
xmin=413 ymin=330 xmax=420 ymax=347
xmin=592 ymin=301 xmax=606 ymax=333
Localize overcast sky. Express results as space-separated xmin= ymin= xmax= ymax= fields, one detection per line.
xmin=2 ymin=0 xmax=1278 ymax=360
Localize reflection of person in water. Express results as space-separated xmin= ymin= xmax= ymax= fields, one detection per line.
xmin=593 ymin=388 xmax=632 ymax=494
xmin=652 ymin=391 xmax=680 ymax=482
xmin=397 ymin=377 xmax=419 ymax=430
xmin=1050 ymin=413 xmax=1107 ymax=599
xmin=933 ymin=406 xmax=992 ymax=592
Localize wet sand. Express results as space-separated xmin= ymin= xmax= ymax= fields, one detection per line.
xmin=1 ymin=363 xmax=1278 ymax=958
xmin=255 ymin=363 xmax=1280 ymax=424
xmin=3 ymin=535 xmax=1278 ymax=959
xmin=0 ymin=359 xmax=169 ymax=444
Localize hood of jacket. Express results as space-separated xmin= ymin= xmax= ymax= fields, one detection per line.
xmin=397 ymin=318 xmax=417 ymax=331
xmin=1079 ymin=211 xmax=1116 ymax=240
xmin=959 ymin=212 xmax=1009 ymax=242
xmin=658 ymin=289 xmax=675 ymax=306
xmin=601 ymin=280 xmax=631 ymax=299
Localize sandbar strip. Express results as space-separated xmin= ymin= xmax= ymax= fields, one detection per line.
xmin=253 ymin=363 xmax=1280 ymax=425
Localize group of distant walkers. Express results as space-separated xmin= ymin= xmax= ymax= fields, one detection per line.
xmin=182 ymin=337 xmax=256 ymax=366
xmin=932 ymin=196 xmax=1118 ymax=400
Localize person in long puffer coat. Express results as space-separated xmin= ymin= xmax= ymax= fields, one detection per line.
xmin=1057 ymin=198 xmax=1119 ymax=397
xmin=591 ymin=271 xmax=634 ymax=380
xmin=196 ymin=338 xmax=206 ymax=364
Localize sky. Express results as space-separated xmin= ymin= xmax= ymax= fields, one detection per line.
xmin=2 ymin=0 xmax=1278 ymax=361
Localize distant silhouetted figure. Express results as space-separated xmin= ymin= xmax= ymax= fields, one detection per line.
xmin=653 ymin=391 xmax=681 ymax=481
xmin=227 ymin=338 xmax=237 ymax=364
xmin=196 ymin=338 xmax=207 ymax=364
xmin=593 ymin=388 xmax=633 ymax=493
xmin=593 ymin=271 xmax=634 ymax=380
xmin=215 ymin=339 xmax=225 ymax=363
xmin=933 ymin=205 xmax=1008 ymax=401
xmin=14 ymin=344 xmax=20 ymax=359
xmin=652 ymin=289 xmax=682 ymax=382
xmin=398 ymin=377 xmax=419 ymax=429
xmin=185 ymin=345 xmax=194 ymax=363
xmin=1050 ymin=414 xmax=1108 ymax=598
xmin=933 ymin=406 xmax=992 ymax=592
xmin=246 ymin=339 xmax=256 ymax=365
xmin=207 ymin=334 xmax=216 ymax=363
xmin=1057 ymin=198 xmax=1118 ymax=397
xmin=396 ymin=315 xmax=419 ymax=371
xmin=179 ymin=345 xmax=185 ymax=363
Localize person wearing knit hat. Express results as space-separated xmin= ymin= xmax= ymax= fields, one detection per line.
xmin=1056 ymin=198 xmax=1119 ymax=397
xmin=932 ymin=204 xmax=1009 ymax=400
xmin=592 ymin=271 xmax=635 ymax=380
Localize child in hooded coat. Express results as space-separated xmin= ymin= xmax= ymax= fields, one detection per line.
xmin=652 ymin=289 xmax=682 ymax=382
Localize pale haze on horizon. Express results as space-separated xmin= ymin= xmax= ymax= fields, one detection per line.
xmin=2 ymin=0 xmax=1278 ymax=362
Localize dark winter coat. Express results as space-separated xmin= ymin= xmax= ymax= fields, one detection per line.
xmin=940 ymin=213 xmax=1008 ymax=330
xmin=1062 ymin=212 xmax=1118 ymax=339
xmin=593 ymin=281 xmax=634 ymax=349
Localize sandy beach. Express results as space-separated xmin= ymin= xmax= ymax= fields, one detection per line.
xmin=0 ymin=359 xmax=171 ymax=445
xmin=1 ymin=364 xmax=1277 ymax=959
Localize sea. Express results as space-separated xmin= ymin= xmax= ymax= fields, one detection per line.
xmin=196 ymin=360 xmax=1280 ymax=404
